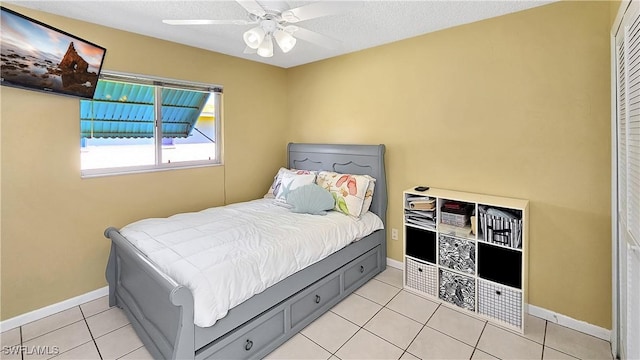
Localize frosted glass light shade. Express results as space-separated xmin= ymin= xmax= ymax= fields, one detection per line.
xmin=257 ymin=35 xmax=274 ymax=57
xmin=274 ymin=30 xmax=296 ymax=53
xmin=243 ymin=27 xmax=265 ymax=49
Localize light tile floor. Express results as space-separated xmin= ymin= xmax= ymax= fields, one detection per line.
xmin=0 ymin=268 xmax=613 ymax=360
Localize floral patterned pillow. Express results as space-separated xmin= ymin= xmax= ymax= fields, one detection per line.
xmin=264 ymin=168 xmax=315 ymax=199
xmin=357 ymin=176 xmax=376 ymax=217
xmin=316 ymin=171 xmax=373 ymax=218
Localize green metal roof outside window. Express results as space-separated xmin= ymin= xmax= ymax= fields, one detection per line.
xmin=80 ymin=80 xmax=209 ymax=138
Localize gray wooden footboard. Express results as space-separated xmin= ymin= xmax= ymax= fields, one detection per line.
xmin=104 ymin=143 xmax=388 ymax=360
xmin=105 ymin=227 xmax=194 ymax=359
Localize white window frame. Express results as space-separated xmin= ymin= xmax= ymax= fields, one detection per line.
xmin=80 ymin=71 xmax=223 ymax=178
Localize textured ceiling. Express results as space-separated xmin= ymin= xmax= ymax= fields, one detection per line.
xmin=5 ymin=0 xmax=554 ymax=68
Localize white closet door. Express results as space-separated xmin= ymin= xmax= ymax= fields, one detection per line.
xmin=615 ymin=2 xmax=640 ymax=359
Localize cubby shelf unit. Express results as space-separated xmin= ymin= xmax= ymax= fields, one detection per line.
xmin=403 ymin=187 xmax=529 ymax=333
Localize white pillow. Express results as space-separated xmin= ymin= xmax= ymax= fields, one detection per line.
xmin=275 ymin=172 xmax=317 ymax=202
xmin=264 ymin=167 xmax=289 ymax=199
xmin=264 ymin=168 xmax=317 ymax=199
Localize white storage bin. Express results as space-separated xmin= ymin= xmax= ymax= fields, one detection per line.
xmin=478 ymin=279 xmax=522 ymax=328
xmin=405 ymin=257 xmax=437 ymax=296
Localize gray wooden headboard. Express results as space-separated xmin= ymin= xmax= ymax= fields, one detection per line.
xmin=287 ymin=143 xmax=387 ymax=226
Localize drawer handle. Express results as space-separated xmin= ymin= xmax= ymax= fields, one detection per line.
xmin=315 ymin=295 xmax=321 ymax=304
xmin=360 ymin=265 xmax=365 ymax=273
xmin=418 ymin=267 xmax=423 ymax=272
xmin=245 ymin=339 xmax=253 ymax=351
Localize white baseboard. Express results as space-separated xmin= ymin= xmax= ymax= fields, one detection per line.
xmin=527 ymin=304 xmax=611 ymax=341
xmin=386 ymin=257 xmax=403 ymax=270
xmin=0 ymin=286 xmax=108 ymax=332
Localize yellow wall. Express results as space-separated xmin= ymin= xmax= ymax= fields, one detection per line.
xmin=1 ymin=1 xmax=618 ymax=330
xmin=0 ymin=5 xmax=288 ymax=320
xmin=287 ymin=1 xmax=613 ymax=328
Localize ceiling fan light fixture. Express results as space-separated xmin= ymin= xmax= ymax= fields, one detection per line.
xmin=257 ymin=34 xmax=274 ymax=58
xmin=243 ymin=26 xmax=265 ymax=49
xmin=281 ymin=10 xmax=300 ymax=23
xmin=274 ymin=29 xmax=296 ymax=53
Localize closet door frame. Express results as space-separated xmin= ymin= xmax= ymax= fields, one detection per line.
xmin=612 ymin=4 xmax=623 ymax=356
xmin=612 ymin=2 xmax=638 ymax=358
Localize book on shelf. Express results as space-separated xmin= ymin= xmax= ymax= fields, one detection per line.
xmin=408 ymin=199 xmax=436 ymax=210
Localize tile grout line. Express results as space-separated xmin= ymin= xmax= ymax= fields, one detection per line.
xmin=474 ymin=321 xmax=488 ymax=348
xmin=403 ymin=302 xmax=442 ymax=358
xmin=330 ymin=324 xmax=362 ymax=358
xmin=372 ymin=274 xmax=403 ymax=290
xmin=359 ymin=327 xmax=406 ymax=356
xmin=79 ymin=305 xmax=104 ymax=360
xmin=382 ymin=297 xmax=437 ymax=327
xmin=116 ymin=345 xmax=145 ymax=360
xmin=469 ymin=321 xmax=489 ymax=360
xmin=35 ymin=307 xmax=97 ymax=360
xmin=545 ymin=321 xmax=612 ymax=360
xmin=299 ymin=332 xmax=337 ymax=357
xmin=358 ymin=287 xmax=401 ymax=328
xmin=542 ymin=320 xmax=548 ymax=347
xmin=544 ymin=344 xmax=585 ymax=360
xmin=20 ymin=326 xmax=24 ymax=360
xmin=424 ymin=322 xmax=481 ymax=350
xmin=446 ymin=302 xmax=543 ymax=346
xmin=404 ymin=322 xmax=426 ymax=359
xmin=21 ymin=319 xmax=87 ymax=345
xmin=329 ymin=288 xmax=402 ymax=358
xmin=20 ymin=318 xmax=85 ymax=345
xmin=542 ymin=321 xmax=588 ymax=360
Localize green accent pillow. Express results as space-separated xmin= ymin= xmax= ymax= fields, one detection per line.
xmin=286 ymin=184 xmax=335 ymax=215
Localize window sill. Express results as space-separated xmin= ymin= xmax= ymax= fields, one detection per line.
xmin=81 ymin=161 xmax=223 ymax=179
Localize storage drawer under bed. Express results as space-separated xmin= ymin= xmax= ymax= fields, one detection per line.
xmin=198 ymin=245 xmax=382 ymax=359
xmin=290 ymin=273 xmax=341 ymax=328
xmin=343 ymin=247 xmax=381 ymax=292
xmin=205 ymin=309 xmax=285 ymax=360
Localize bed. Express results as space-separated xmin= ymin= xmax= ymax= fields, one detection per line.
xmin=104 ymin=143 xmax=388 ymax=359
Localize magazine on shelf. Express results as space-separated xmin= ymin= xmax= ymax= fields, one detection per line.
xmin=405 ymin=209 xmax=435 ymax=220
xmin=406 ymin=217 xmax=436 ymax=229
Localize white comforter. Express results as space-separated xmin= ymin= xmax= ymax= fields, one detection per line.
xmin=120 ymin=199 xmax=384 ymax=327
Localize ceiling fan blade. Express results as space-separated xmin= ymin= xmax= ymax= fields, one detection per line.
xmin=281 ymin=2 xmax=361 ymax=23
xmin=236 ymin=0 xmax=266 ymax=17
xmin=243 ymin=46 xmax=257 ymax=54
xmin=163 ymin=19 xmax=251 ymax=25
xmin=290 ymin=26 xmax=341 ymax=50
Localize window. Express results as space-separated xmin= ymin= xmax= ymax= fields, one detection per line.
xmin=80 ymin=71 xmax=222 ymax=177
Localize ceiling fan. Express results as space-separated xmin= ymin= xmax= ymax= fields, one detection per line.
xmin=163 ymin=0 xmax=358 ymax=58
